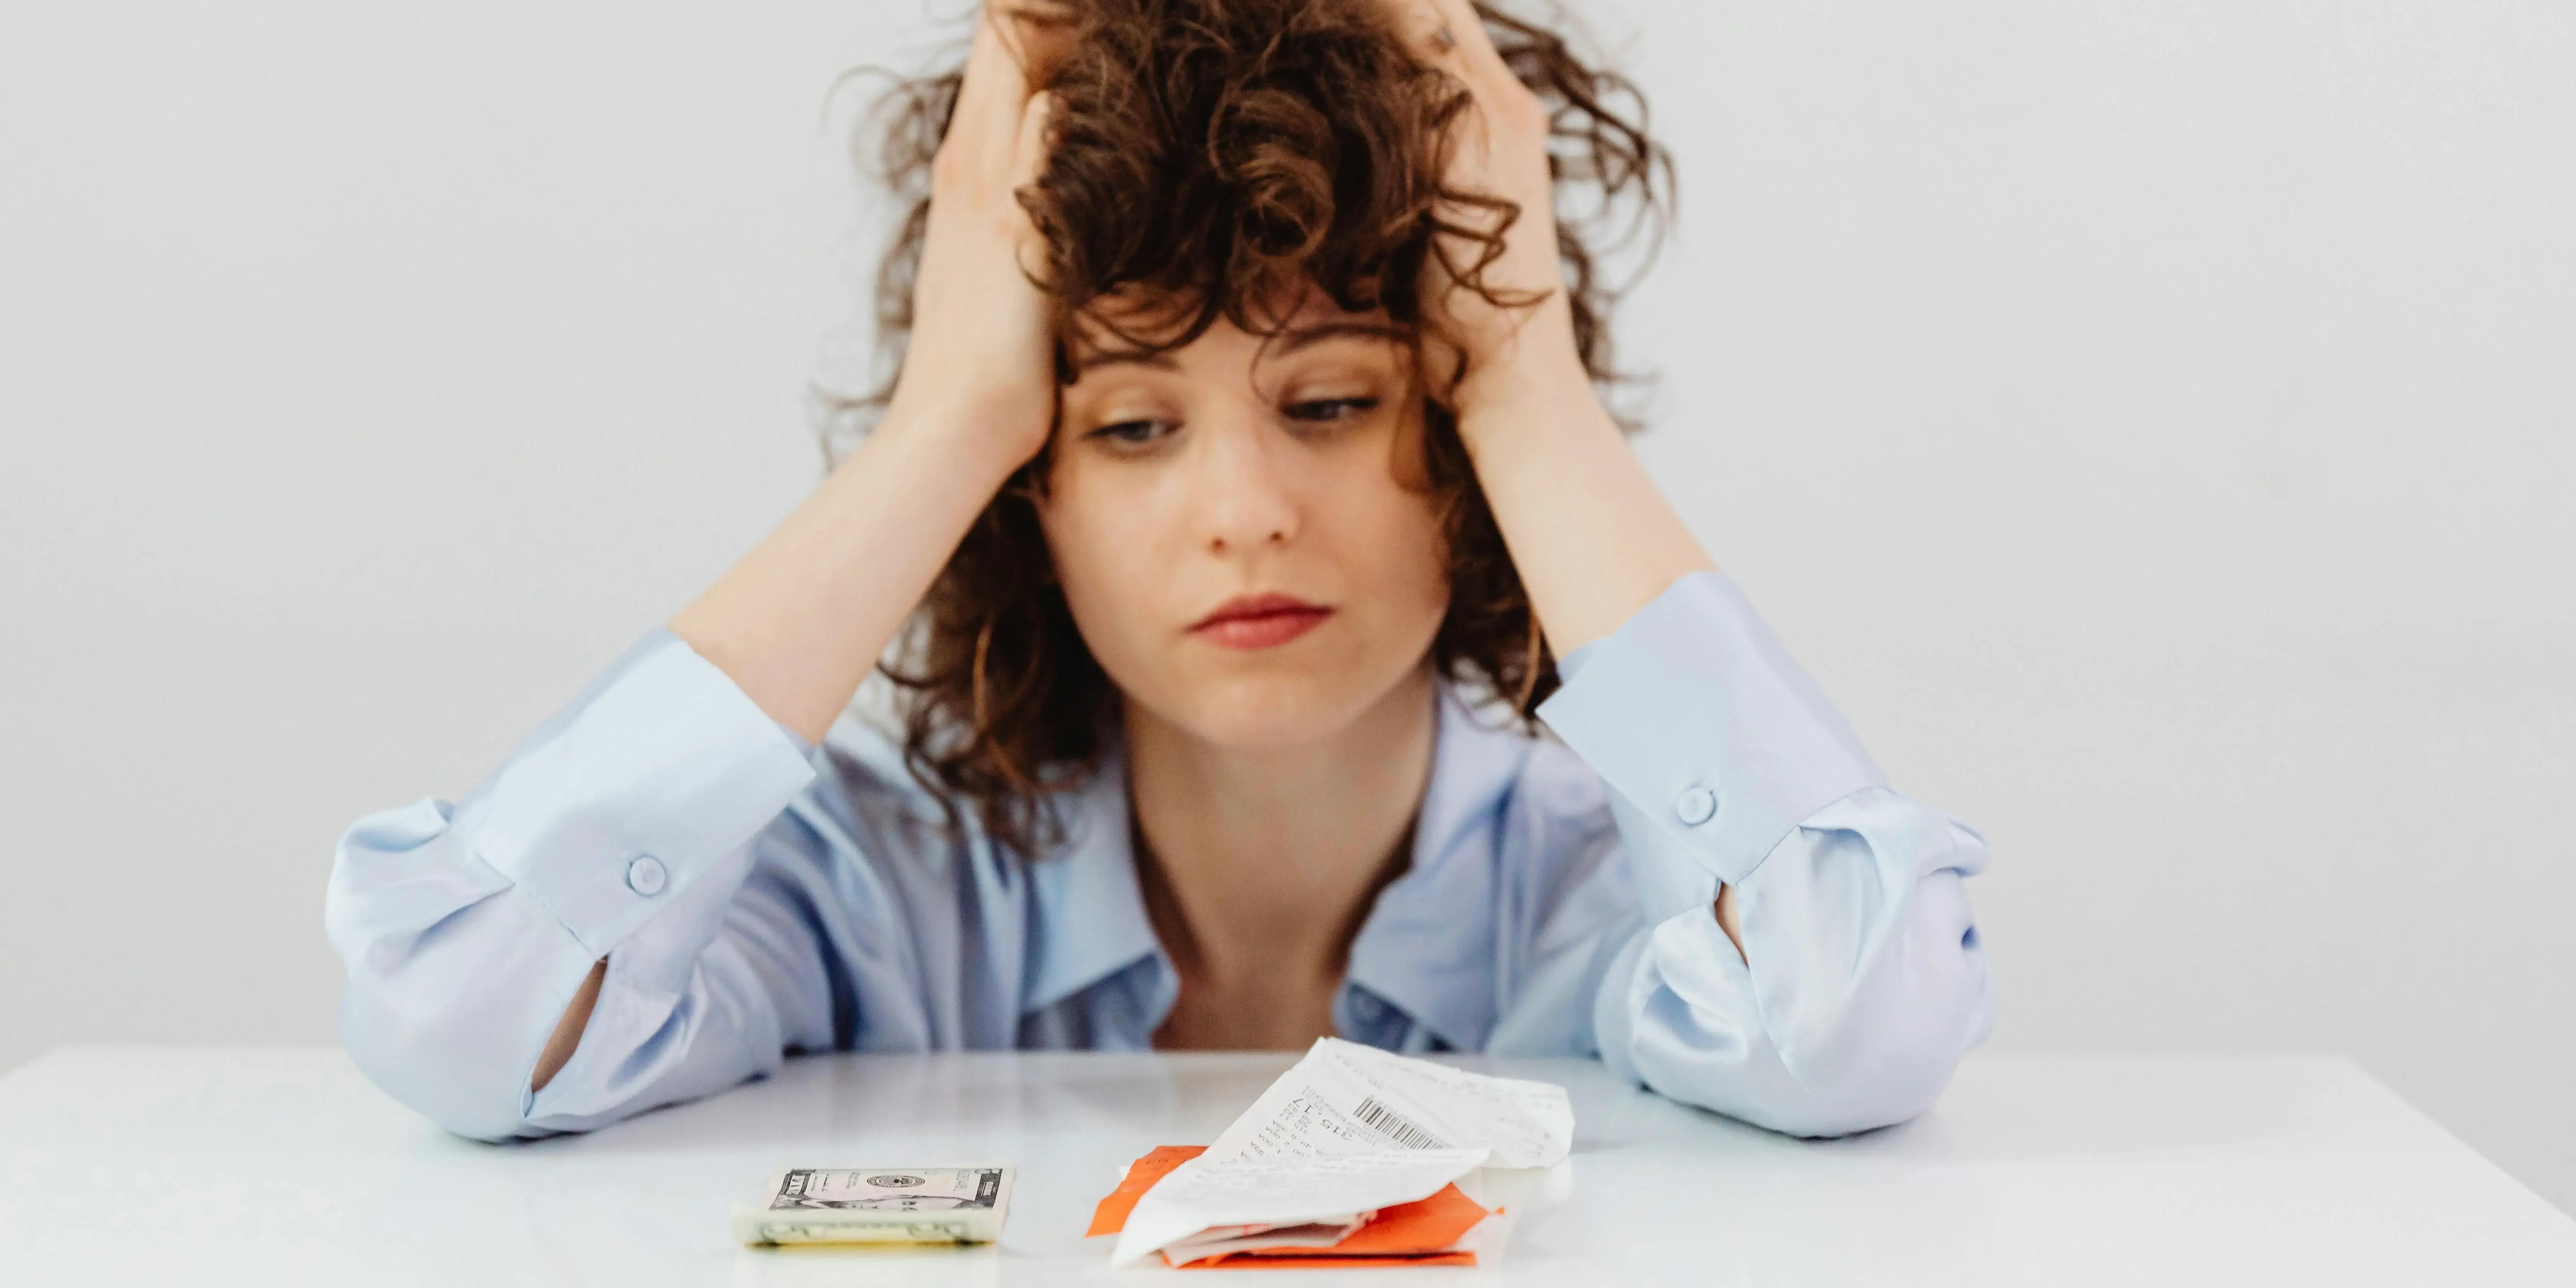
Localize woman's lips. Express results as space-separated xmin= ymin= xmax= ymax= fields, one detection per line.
xmin=1194 ymin=608 xmax=1332 ymax=649
xmin=1188 ymin=595 xmax=1334 ymax=650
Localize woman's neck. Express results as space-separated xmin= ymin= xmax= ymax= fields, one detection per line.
xmin=1122 ymin=664 xmax=1439 ymax=1035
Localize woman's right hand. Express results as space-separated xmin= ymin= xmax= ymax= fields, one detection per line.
xmin=669 ymin=5 xmax=1075 ymax=746
xmin=884 ymin=3 xmax=1068 ymax=469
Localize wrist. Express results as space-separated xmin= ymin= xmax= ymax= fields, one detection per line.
xmin=1449 ymin=344 xmax=1601 ymax=450
xmin=1446 ymin=305 xmax=1592 ymax=421
xmin=870 ymin=391 xmax=1053 ymax=484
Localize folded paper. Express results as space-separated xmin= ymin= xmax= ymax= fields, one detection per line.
xmin=1091 ymin=1039 xmax=1571 ymax=1268
xmin=1091 ymin=1145 xmax=1498 ymax=1268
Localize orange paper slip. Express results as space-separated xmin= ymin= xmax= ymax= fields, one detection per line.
xmin=1088 ymin=1146 xmax=1206 ymax=1238
xmin=1091 ymin=1147 xmax=1498 ymax=1268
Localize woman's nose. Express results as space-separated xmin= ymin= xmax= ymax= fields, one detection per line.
xmin=1189 ymin=409 xmax=1301 ymax=554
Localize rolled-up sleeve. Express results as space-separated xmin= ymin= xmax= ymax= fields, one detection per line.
xmin=1536 ymin=571 xmax=1993 ymax=1137
xmin=323 ymin=628 xmax=820 ymax=1141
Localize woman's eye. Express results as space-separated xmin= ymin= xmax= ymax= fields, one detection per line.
xmin=1287 ymin=397 xmax=1379 ymax=423
xmin=1088 ymin=419 xmax=1173 ymax=445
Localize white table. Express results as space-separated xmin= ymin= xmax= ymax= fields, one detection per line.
xmin=2 ymin=1048 xmax=2571 ymax=1285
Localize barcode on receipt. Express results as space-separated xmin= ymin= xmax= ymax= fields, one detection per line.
xmin=1350 ymin=1097 xmax=1448 ymax=1150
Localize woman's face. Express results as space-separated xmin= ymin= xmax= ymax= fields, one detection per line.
xmin=1037 ymin=288 xmax=1451 ymax=750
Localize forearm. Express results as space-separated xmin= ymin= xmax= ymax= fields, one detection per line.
xmin=538 ymin=420 xmax=999 ymax=1087
xmin=669 ymin=404 xmax=1031 ymax=745
xmin=1531 ymin=568 xmax=1990 ymax=1134
xmin=327 ymin=623 xmax=872 ymax=1138
xmin=335 ymin=888 xmax=609 ymax=1138
xmin=1448 ymin=314 xmax=1717 ymax=657
xmin=325 ymin=802 xmax=768 ymax=1140
xmin=1603 ymin=791 xmax=1993 ymax=1137
xmin=532 ymin=958 xmax=607 ymax=1091
xmin=1453 ymin=306 xmax=1734 ymax=950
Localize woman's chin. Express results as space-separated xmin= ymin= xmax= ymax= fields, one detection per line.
xmin=1138 ymin=672 xmax=1392 ymax=753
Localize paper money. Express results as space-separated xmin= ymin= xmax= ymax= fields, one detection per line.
xmin=731 ymin=1167 xmax=1014 ymax=1246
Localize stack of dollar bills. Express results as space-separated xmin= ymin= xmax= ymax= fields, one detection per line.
xmin=731 ymin=1166 xmax=1015 ymax=1246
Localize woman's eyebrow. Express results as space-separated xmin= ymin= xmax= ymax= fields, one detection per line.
xmin=1071 ymin=348 xmax=1178 ymax=374
xmin=1070 ymin=320 xmax=1409 ymax=374
xmin=1269 ymin=320 xmax=1411 ymax=356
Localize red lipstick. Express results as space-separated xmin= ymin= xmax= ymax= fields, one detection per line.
xmin=1188 ymin=591 xmax=1334 ymax=650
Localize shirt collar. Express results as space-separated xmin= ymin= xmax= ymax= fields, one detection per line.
xmin=1341 ymin=677 xmax=1535 ymax=1051
xmin=1019 ymin=677 xmax=1538 ymax=1045
xmin=1021 ymin=732 xmax=1166 ymax=1014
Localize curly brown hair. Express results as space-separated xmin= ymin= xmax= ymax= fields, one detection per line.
xmin=822 ymin=0 xmax=1674 ymax=858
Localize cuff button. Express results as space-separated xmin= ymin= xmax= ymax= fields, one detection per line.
xmin=625 ymin=855 xmax=669 ymax=897
xmin=1675 ymin=787 xmax=1718 ymax=826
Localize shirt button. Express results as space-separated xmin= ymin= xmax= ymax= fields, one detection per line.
xmin=625 ymin=855 xmax=669 ymax=897
xmin=1675 ymin=788 xmax=1718 ymax=826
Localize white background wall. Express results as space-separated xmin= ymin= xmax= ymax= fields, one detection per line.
xmin=4 ymin=0 xmax=2569 ymax=1214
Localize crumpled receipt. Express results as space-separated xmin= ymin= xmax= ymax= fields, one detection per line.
xmin=1108 ymin=1037 xmax=1575 ymax=1267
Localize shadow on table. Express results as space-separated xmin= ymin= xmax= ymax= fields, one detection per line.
xmin=521 ymin=1050 xmax=1290 ymax=1157
xmin=728 ymin=1244 xmax=1005 ymax=1288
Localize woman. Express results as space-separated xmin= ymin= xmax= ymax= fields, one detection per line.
xmin=324 ymin=0 xmax=1991 ymax=1143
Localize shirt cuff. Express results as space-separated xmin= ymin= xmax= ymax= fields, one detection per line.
xmin=1535 ymin=570 xmax=1885 ymax=889
xmin=463 ymin=628 xmax=818 ymax=957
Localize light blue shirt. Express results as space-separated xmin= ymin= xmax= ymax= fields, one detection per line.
xmin=324 ymin=570 xmax=1992 ymax=1142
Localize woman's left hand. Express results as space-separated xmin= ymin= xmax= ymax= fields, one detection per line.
xmin=1380 ymin=0 xmax=1714 ymax=658
xmin=1392 ymin=0 xmax=1589 ymax=413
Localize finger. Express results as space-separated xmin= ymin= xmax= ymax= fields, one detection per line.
xmin=1004 ymin=90 xmax=1058 ymax=277
xmin=1389 ymin=0 xmax=1464 ymax=75
xmin=995 ymin=2 xmax=1078 ymax=82
xmin=952 ymin=6 xmax=1036 ymax=171
xmin=955 ymin=9 xmax=1013 ymax=122
xmin=1007 ymin=89 xmax=1056 ymax=195
xmin=1413 ymin=0 xmax=1515 ymax=92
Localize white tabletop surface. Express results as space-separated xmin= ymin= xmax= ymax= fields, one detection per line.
xmin=2 ymin=1048 xmax=2571 ymax=1286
